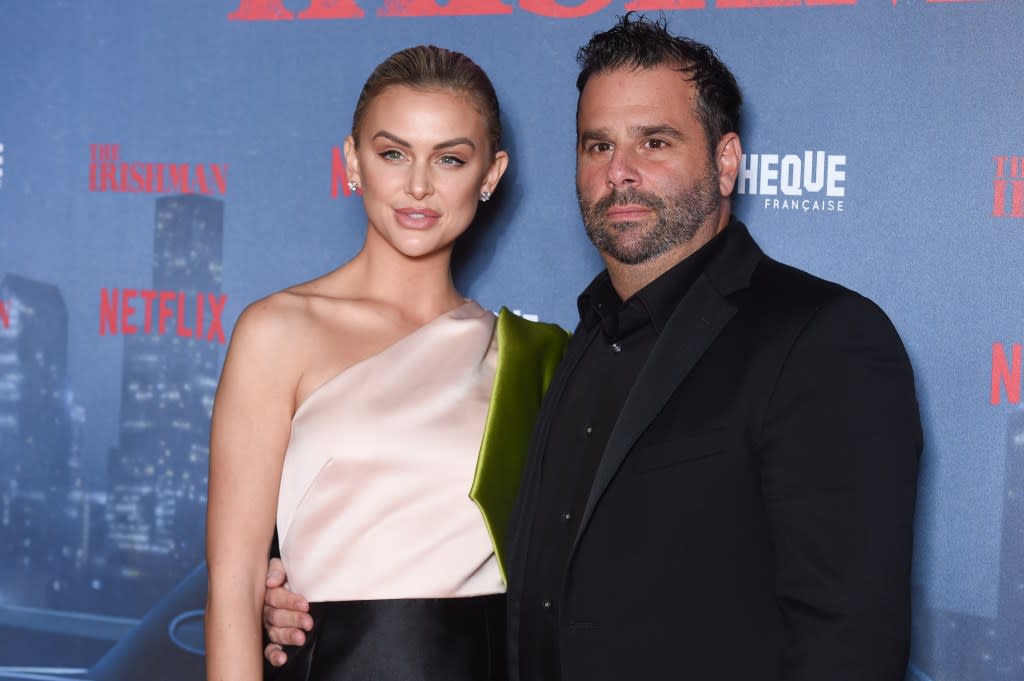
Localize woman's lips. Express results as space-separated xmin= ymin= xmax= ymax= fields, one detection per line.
xmin=394 ymin=207 xmax=440 ymax=229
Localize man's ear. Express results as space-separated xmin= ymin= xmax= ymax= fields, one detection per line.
xmin=715 ymin=132 xmax=742 ymax=197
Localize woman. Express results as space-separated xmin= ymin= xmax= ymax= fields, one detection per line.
xmin=205 ymin=46 xmax=568 ymax=681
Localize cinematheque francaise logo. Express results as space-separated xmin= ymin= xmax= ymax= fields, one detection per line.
xmin=89 ymin=144 xmax=227 ymax=195
xmin=100 ymin=288 xmax=228 ymax=344
xmin=736 ymin=150 xmax=846 ymax=213
xmin=227 ymin=0 xmax=983 ymax=20
xmin=993 ymin=155 xmax=1023 ymax=218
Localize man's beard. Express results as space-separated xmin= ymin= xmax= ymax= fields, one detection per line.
xmin=578 ymin=164 xmax=720 ymax=265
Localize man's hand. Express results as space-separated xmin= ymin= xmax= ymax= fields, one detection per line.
xmin=262 ymin=557 xmax=313 ymax=667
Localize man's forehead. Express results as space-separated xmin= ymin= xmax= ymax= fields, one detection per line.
xmin=577 ymin=68 xmax=697 ymax=127
xmin=579 ymin=66 xmax=696 ymax=106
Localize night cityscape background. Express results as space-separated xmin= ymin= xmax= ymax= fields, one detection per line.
xmin=0 ymin=195 xmax=222 ymax=674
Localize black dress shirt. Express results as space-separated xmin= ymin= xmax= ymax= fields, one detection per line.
xmin=517 ymin=227 xmax=728 ymax=681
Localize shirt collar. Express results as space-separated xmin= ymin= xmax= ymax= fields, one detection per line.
xmin=577 ymin=219 xmax=732 ymax=338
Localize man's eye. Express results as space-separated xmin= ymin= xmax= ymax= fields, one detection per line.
xmin=645 ymin=139 xmax=667 ymax=149
xmin=589 ymin=142 xmax=612 ymax=153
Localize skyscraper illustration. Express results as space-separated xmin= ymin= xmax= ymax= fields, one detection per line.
xmin=0 ymin=275 xmax=72 ymax=572
xmin=995 ymin=407 xmax=1024 ymax=675
xmin=106 ymin=195 xmax=223 ymax=592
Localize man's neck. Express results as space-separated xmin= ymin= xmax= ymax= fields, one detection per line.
xmin=604 ymin=210 xmax=730 ymax=301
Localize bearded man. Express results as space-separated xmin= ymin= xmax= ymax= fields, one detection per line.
xmin=503 ymin=16 xmax=921 ymax=680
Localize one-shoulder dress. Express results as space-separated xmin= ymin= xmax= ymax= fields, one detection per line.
xmin=268 ymin=300 xmax=568 ymax=681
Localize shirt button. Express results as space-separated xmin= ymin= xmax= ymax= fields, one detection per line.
xmin=562 ymin=512 xmax=572 ymax=521
xmin=585 ymin=425 xmax=593 ymax=434
xmin=611 ymin=342 xmax=622 ymax=353
xmin=542 ymin=599 xmax=552 ymax=609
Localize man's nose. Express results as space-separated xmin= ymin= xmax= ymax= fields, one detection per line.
xmin=606 ymin=147 xmax=639 ymax=187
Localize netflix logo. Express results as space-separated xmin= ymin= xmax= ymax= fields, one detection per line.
xmin=0 ymin=300 xmax=9 ymax=329
xmin=89 ymin=144 xmax=227 ymax=195
xmin=992 ymin=342 xmax=1022 ymax=404
xmin=992 ymin=156 xmax=1023 ymax=218
xmin=100 ymin=288 xmax=228 ymax=344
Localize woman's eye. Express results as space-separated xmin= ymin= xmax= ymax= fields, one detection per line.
xmin=381 ymin=149 xmax=405 ymax=161
xmin=439 ymin=155 xmax=465 ymax=167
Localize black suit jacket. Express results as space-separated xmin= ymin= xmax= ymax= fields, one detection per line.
xmin=506 ymin=221 xmax=922 ymax=681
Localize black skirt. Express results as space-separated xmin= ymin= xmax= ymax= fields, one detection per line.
xmin=265 ymin=594 xmax=507 ymax=681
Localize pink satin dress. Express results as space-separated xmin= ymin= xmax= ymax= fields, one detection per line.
xmin=269 ymin=300 xmax=508 ymax=681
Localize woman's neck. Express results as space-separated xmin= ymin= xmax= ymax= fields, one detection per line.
xmin=344 ymin=234 xmax=465 ymax=324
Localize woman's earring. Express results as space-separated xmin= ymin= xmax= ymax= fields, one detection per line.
xmin=348 ymin=180 xmax=359 ymax=193
xmin=480 ymin=191 xmax=491 ymax=202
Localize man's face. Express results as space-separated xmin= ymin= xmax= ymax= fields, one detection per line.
xmin=575 ymin=65 xmax=725 ymax=266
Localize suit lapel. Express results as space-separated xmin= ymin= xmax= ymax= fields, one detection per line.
xmin=570 ymin=221 xmax=765 ymax=557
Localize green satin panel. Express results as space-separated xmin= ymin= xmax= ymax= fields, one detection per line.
xmin=469 ymin=308 xmax=569 ymax=583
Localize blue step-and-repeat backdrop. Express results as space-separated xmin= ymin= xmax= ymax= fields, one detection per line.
xmin=1 ymin=1 xmax=1022 ymax=679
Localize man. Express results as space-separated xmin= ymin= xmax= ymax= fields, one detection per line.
xmin=263 ymin=15 xmax=922 ymax=680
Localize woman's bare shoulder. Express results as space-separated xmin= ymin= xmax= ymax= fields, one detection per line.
xmin=232 ymin=290 xmax=311 ymax=345
xmin=234 ymin=276 xmax=386 ymax=362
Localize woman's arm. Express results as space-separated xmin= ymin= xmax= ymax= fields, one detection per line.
xmin=206 ymin=299 xmax=299 ymax=681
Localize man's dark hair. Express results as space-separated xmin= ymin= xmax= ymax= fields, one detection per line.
xmin=576 ymin=13 xmax=742 ymax=156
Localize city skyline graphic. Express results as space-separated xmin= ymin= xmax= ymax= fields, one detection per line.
xmin=0 ymin=194 xmax=224 ymax=677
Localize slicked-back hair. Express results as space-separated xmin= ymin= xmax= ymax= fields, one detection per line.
xmin=351 ymin=45 xmax=502 ymax=155
xmin=576 ymin=14 xmax=742 ymax=156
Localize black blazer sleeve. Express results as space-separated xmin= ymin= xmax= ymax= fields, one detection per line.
xmin=757 ymin=292 xmax=922 ymax=681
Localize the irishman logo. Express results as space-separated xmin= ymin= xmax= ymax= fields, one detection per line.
xmin=89 ymin=144 xmax=228 ymax=195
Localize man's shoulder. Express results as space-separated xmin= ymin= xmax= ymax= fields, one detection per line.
xmin=749 ymin=254 xmax=866 ymax=308
xmin=747 ymin=256 xmax=904 ymax=346
xmin=755 ymin=254 xmax=845 ymax=292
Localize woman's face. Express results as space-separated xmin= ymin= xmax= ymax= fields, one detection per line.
xmin=345 ymin=86 xmax=507 ymax=261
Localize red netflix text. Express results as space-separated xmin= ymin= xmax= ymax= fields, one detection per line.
xmin=0 ymin=301 xmax=9 ymax=329
xmin=992 ymin=343 xmax=1022 ymax=404
xmin=993 ymin=156 xmax=1024 ymax=218
xmin=89 ymin=144 xmax=227 ymax=195
xmin=331 ymin=147 xmax=361 ymax=199
xmin=228 ymin=0 xmax=867 ymax=20
xmin=100 ymin=288 xmax=228 ymax=344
